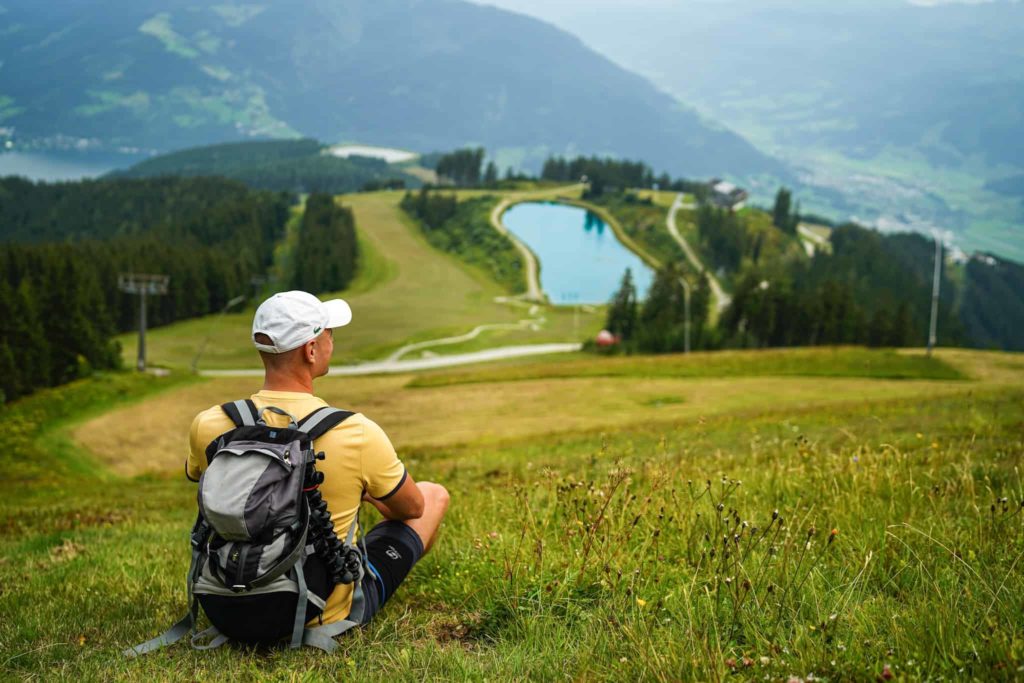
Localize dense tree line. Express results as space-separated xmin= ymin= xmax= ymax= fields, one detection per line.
xmin=718 ymin=225 xmax=963 ymax=349
xmin=290 ymin=194 xmax=359 ymax=295
xmin=694 ymin=202 xmax=800 ymax=275
xmin=0 ymin=176 xmax=291 ymax=402
xmin=695 ymin=204 xmax=748 ymax=271
xmin=400 ymin=189 xmax=524 ymax=293
xmin=435 ymin=148 xmax=486 ymax=187
xmin=720 ymin=274 xmax=915 ymax=348
xmin=359 ymin=178 xmax=406 ymax=192
xmin=111 ymin=139 xmax=417 ymax=195
xmin=960 ymin=254 xmax=1024 ymax=350
xmin=399 ymin=188 xmax=458 ymax=229
xmin=601 ymin=215 xmax=1022 ymax=354
xmin=605 ymin=266 xmax=713 ymax=353
xmin=541 ymin=156 xmax=707 ymax=198
xmin=0 ymin=175 xmax=289 ymax=244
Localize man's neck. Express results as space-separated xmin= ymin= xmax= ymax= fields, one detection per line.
xmin=262 ymin=370 xmax=314 ymax=394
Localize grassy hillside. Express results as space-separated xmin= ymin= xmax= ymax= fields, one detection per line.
xmin=1 ymin=348 xmax=1022 ymax=680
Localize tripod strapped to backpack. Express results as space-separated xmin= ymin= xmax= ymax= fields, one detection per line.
xmin=126 ymin=400 xmax=367 ymax=655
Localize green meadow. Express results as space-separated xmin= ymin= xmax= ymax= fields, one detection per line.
xmin=2 ymin=347 xmax=1023 ymax=681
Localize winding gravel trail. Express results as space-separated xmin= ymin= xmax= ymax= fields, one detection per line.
xmin=201 ymin=343 xmax=582 ymax=377
xmin=384 ymin=314 xmax=544 ymax=362
xmin=666 ymin=193 xmax=731 ymax=313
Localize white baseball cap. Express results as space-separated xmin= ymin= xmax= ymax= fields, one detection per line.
xmin=252 ymin=291 xmax=352 ymax=354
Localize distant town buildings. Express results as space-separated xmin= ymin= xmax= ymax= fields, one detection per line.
xmin=707 ymin=179 xmax=749 ymax=211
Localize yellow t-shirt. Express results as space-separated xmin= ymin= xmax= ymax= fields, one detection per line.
xmin=185 ymin=389 xmax=406 ymax=625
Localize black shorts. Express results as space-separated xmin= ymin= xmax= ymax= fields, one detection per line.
xmin=356 ymin=520 xmax=424 ymax=624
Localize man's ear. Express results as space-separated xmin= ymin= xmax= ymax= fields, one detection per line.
xmin=303 ymin=338 xmax=318 ymax=365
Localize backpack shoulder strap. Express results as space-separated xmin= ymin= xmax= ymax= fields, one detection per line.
xmin=297 ymin=406 xmax=356 ymax=441
xmin=220 ymin=399 xmax=258 ymax=427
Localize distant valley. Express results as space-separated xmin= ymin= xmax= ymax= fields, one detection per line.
xmin=481 ymin=0 xmax=1024 ymax=261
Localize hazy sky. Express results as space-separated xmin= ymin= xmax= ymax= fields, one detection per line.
xmin=474 ymin=0 xmax=1010 ymax=19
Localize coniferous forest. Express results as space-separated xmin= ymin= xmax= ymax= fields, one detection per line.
xmin=605 ymin=217 xmax=1020 ymax=354
xmin=0 ymin=176 xmax=292 ymax=401
xmin=290 ymin=194 xmax=359 ymax=295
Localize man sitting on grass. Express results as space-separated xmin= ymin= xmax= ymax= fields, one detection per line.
xmin=185 ymin=290 xmax=450 ymax=634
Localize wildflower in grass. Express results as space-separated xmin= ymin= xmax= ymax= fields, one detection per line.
xmin=880 ymin=664 xmax=894 ymax=680
xmin=829 ymin=528 xmax=839 ymax=544
xmin=916 ymin=433 xmax=924 ymax=439
xmin=636 ymin=598 xmax=647 ymax=607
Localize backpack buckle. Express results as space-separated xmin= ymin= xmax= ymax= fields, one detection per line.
xmin=230 ymin=584 xmax=250 ymax=593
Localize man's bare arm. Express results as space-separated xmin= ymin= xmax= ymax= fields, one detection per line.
xmin=362 ymin=472 xmax=424 ymax=521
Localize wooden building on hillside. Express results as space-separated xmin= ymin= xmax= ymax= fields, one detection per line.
xmin=707 ymin=179 xmax=749 ymax=211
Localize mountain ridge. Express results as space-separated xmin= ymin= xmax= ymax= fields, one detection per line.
xmin=0 ymin=0 xmax=781 ymax=179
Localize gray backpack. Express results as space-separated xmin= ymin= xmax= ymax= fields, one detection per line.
xmin=127 ymin=400 xmax=366 ymax=655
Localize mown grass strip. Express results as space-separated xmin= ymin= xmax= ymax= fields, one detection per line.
xmin=408 ymin=346 xmax=966 ymax=388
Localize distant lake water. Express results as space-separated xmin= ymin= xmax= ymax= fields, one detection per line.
xmin=0 ymin=151 xmax=137 ymax=181
xmin=501 ymin=202 xmax=654 ymax=305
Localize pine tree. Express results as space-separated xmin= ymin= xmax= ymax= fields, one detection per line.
xmin=868 ymin=307 xmax=892 ymax=347
xmin=637 ymin=263 xmax=687 ymax=353
xmin=484 ymin=162 xmax=498 ymax=187
xmin=14 ymin=279 xmax=52 ymax=387
xmin=773 ymin=188 xmax=793 ymax=233
xmin=889 ymin=302 xmax=914 ymax=347
xmin=0 ymin=341 xmax=16 ymax=404
xmin=606 ymin=269 xmax=638 ymax=341
xmin=691 ymin=272 xmax=712 ymax=347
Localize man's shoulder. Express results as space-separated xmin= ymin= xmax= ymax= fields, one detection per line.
xmin=315 ymin=411 xmax=397 ymax=455
xmin=317 ymin=409 xmax=370 ymax=440
xmin=191 ymin=403 xmax=236 ymax=444
xmin=193 ymin=402 xmax=231 ymax=424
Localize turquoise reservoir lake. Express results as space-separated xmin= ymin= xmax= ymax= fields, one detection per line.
xmin=501 ymin=202 xmax=654 ymax=305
